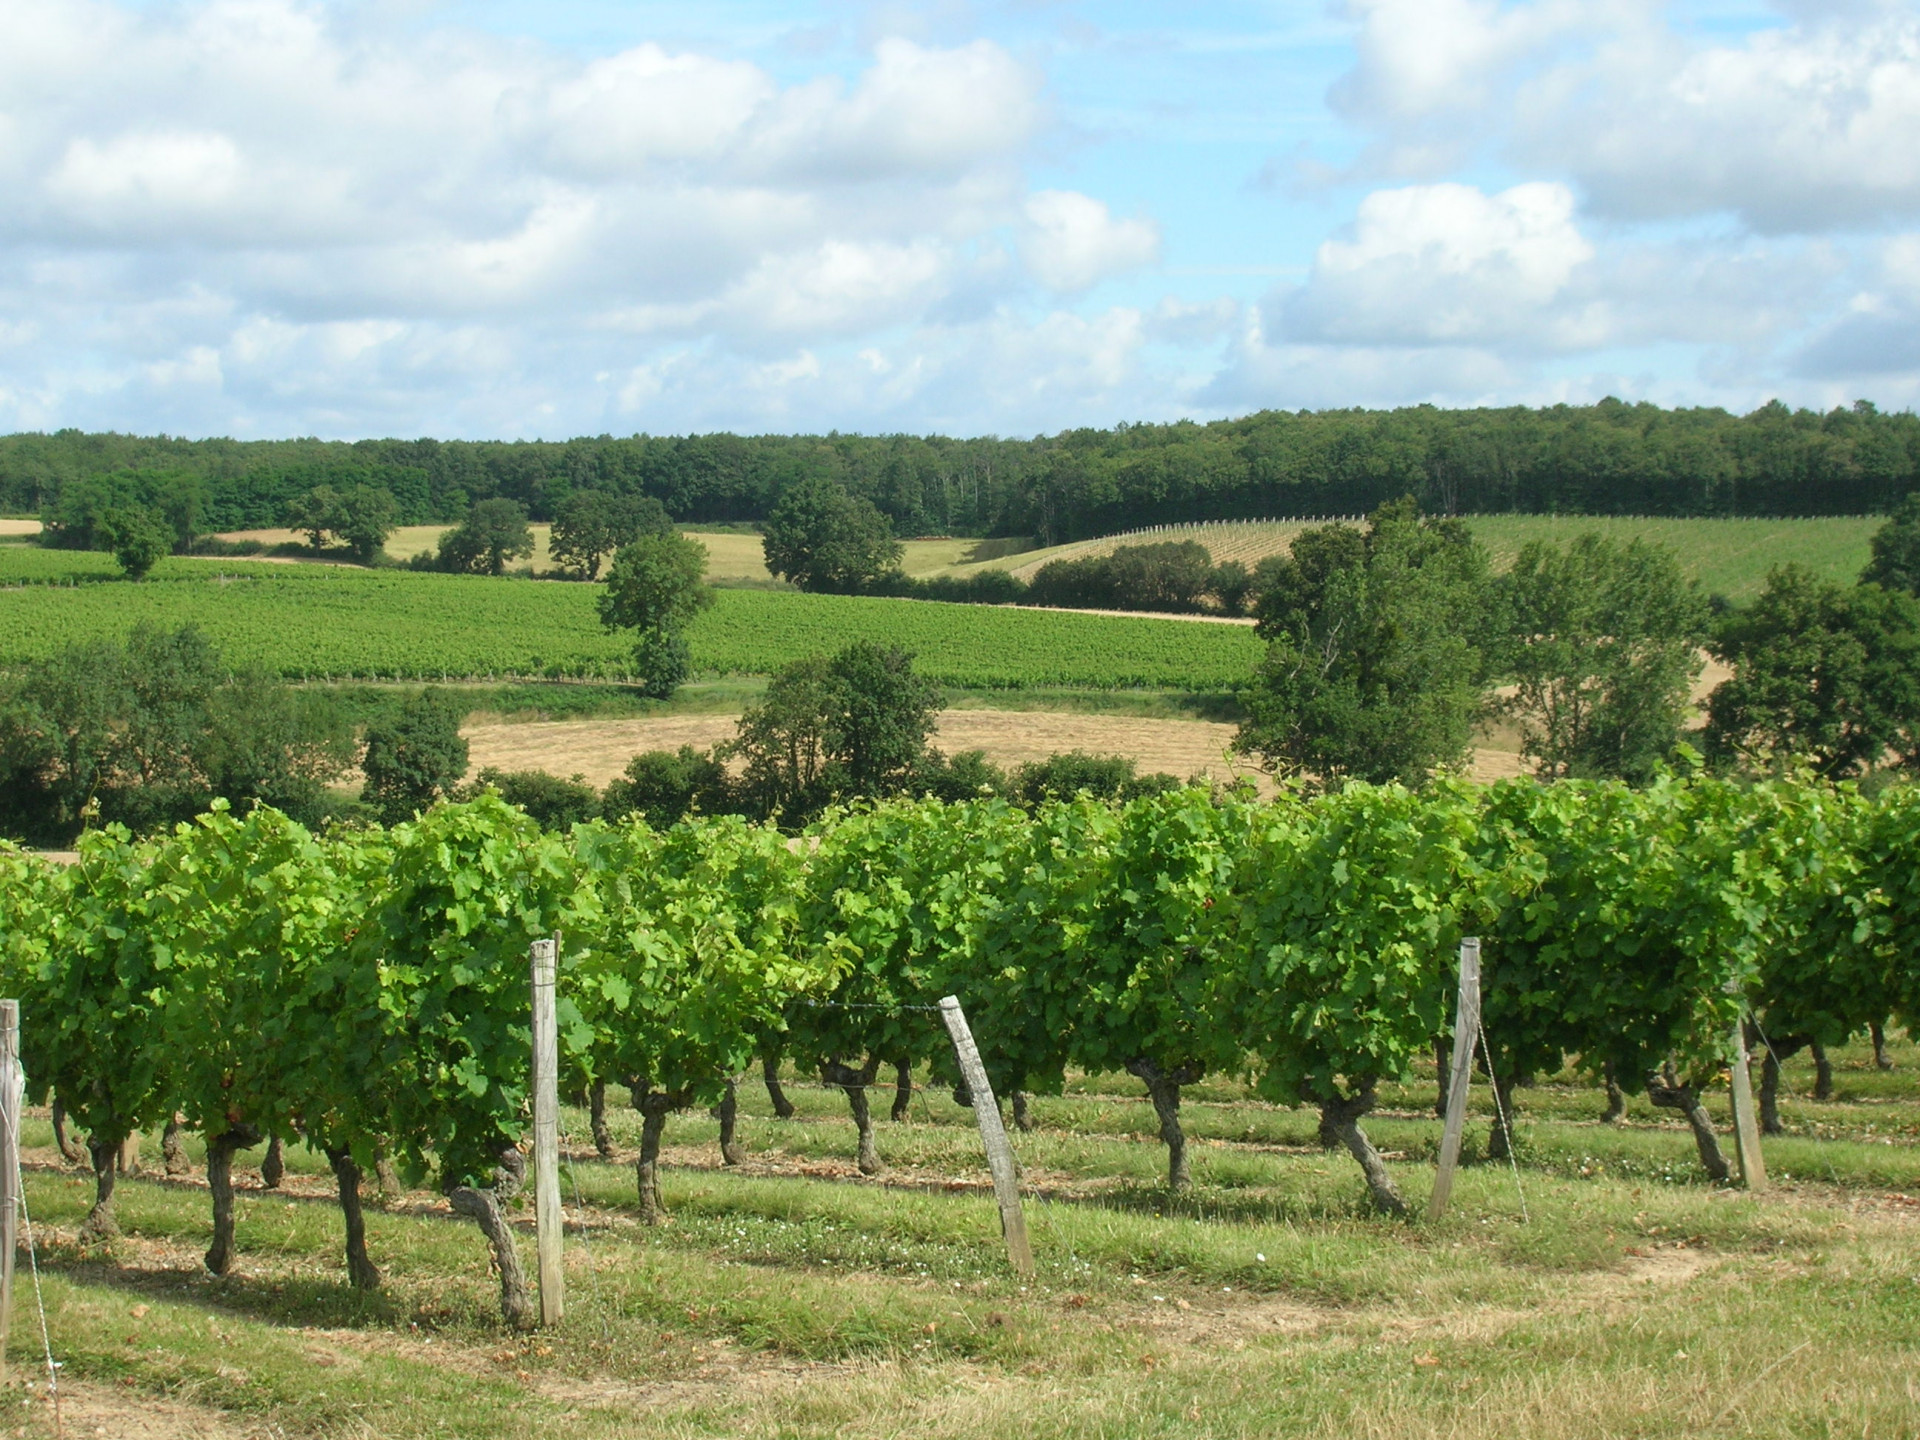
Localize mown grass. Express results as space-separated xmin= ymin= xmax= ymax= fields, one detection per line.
xmin=14 ymin=1035 xmax=1920 ymax=1437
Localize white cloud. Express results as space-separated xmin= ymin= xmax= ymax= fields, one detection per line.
xmin=1281 ymin=182 xmax=1596 ymax=347
xmin=1021 ymin=190 xmax=1161 ymax=292
xmin=1329 ymin=0 xmax=1920 ymax=233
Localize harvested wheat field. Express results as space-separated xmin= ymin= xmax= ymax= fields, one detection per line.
xmin=463 ymin=710 xmax=1535 ymax=792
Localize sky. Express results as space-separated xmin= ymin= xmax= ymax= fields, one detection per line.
xmin=2 ymin=0 xmax=1918 ymax=440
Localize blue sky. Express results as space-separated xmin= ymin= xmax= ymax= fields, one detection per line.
xmin=2 ymin=0 xmax=1916 ymax=439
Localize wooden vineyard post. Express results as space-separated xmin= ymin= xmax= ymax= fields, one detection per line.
xmin=529 ymin=940 xmax=564 ymax=1326
xmin=938 ymin=996 xmax=1035 ymax=1279
xmin=1728 ymin=1013 xmax=1768 ymax=1193
xmin=0 ymin=1000 xmax=19 ymax=1371
xmin=1426 ymin=938 xmax=1482 ymax=1222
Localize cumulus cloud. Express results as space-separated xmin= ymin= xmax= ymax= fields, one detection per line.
xmin=1280 ymin=182 xmax=1596 ymax=347
xmin=1021 ymin=190 xmax=1161 ymax=292
xmin=0 ymin=0 xmax=1117 ymax=434
xmin=1328 ymin=0 xmax=1920 ymax=233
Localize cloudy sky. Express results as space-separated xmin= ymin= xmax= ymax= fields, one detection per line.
xmin=2 ymin=0 xmax=1918 ymax=440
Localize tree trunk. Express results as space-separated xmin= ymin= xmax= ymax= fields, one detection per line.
xmin=1812 ymin=1043 xmax=1834 ymax=1101
xmin=1646 ymin=1072 xmax=1730 ymax=1182
xmin=823 ymin=1058 xmax=883 ymax=1175
xmin=1011 ymin=1090 xmax=1035 ymax=1133
xmin=1872 ymin=1021 xmax=1893 ymax=1070
xmin=763 ymin=1052 xmax=796 ymax=1120
xmin=374 ymin=1153 xmax=402 ymax=1202
xmin=1602 ymin=1060 xmax=1626 ymax=1124
xmin=447 ymin=1148 xmax=533 ymax=1330
xmin=117 ymin=1132 xmax=141 ymax=1175
xmin=81 ymin=1135 xmax=121 ymax=1240
xmin=162 ymin=1116 xmax=189 ymax=1177
xmin=260 ymin=1134 xmax=285 ymax=1189
xmin=891 ymin=1060 xmax=913 ymax=1123
xmin=51 ymin=1099 xmax=84 ymax=1165
xmin=204 ymin=1125 xmax=261 ymax=1275
xmin=1316 ymin=1082 xmax=1405 ymax=1216
xmin=717 ymin=1077 xmax=745 ymax=1167
xmin=325 ymin=1147 xmax=381 ymax=1290
xmin=1127 ymin=1058 xmax=1204 ymax=1191
xmin=589 ymin=1079 xmax=615 ymax=1159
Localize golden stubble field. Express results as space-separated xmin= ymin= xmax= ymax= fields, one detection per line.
xmin=462 ymin=709 xmax=1556 ymax=793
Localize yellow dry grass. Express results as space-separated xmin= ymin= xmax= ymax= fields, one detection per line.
xmin=462 ymin=710 xmax=1543 ymax=794
xmin=0 ymin=518 xmax=42 ymax=536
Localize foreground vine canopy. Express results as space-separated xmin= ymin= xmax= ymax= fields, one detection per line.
xmin=1 ymin=771 xmax=1914 ymax=1321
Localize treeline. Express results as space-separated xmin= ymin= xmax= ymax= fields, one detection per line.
xmin=7 ymin=397 xmax=1918 ymax=543
xmin=4 ymin=772 xmax=1916 ymax=1321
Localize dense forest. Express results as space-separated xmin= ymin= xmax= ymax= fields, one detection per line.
xmin=4 ymin=398 xmax=1917 ymax=543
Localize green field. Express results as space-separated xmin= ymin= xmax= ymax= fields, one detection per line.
xmin=16 ymin=1037 xmax=1920 ymax=1439
xmin=966 ymin=514 xmax=1880 ymax=603
xmin=0 ymin=550 xmax=1261 ymax=690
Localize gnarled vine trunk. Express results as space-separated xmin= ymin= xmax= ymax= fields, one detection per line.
xmin=1486 ymin=1072 xmax=1528 ymax=1162
xmin=260 ymin=1134 xmax=285 ymax=1189
xmin=763 ymin=1052 xmax=796 ymax=1120
xmin=1010 ymin=1090 xmax=1035 ymax=1133
xmin=1646 ymin=1069 xmax=1729 ymax=1182
xmin=717 ymin=1077 xmax=745 ymax=1166
xmin=81 ymin=1135 xmax=121 ymax=1240
xmin=1126 ymin=1058 xmax=1204 ymax=1191
xmin=891 ymin=1060 xmax=914 ymax=1123
xmin=162 ymin=1116 xmax=190 ymax=1176
xmin=325 ymin=1146 xmax=381 ymax=1290
xmin=1315 ymin=1080 xmax=1405 ymax=1216
xmin=1601 ymin=1060 xmax=1626 ymax=1123
xmin=204 ymin=1124 xmax=263 ymax=1275
xmin=51 ymin=1098 xmax=84 ymax=1165
xmin=1812 ymin=1042 xmax=1834 ymax=1101
xmin=589 ymin=1079 xmax=616 ymax=1159
xmin=447 ymin=1146 xmax=533 ymax=1330
xmin=1872 ymin=1021 xmax=1893 ymax=1071
xmin=1753 ymin=1028 xmax=1806 ymax=1137
xmin=631 ymin=1083 xmax=693 ymax=1223
xmin=822 ymin=1058 xmax=883 ymax=1175
xmin=374 ymin=1152 xmax=402 ymax=1202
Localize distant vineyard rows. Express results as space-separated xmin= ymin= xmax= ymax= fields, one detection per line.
xmin=0 ymin=552 xmax=1262 ymax=690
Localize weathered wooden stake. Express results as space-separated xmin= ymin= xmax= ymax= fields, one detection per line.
xmin=938 ymin=996 xmax=1035 ymax=1279
xmin=0 ymin=1000 xmax=19 ymax=1372
xmin=529 ymin=940 xmax=564 ymax=1326
xmin=1728 ymin=1014 xmax=1768 ymax=1193
xmin=1426 ymin=938 xmax=1482 ymax=1221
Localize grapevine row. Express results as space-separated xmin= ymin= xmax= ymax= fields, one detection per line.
xmin=1 ymin=772 xmax=1915 ymax=1325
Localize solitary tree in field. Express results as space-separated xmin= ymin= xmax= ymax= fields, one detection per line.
xmin=1863 ymin=492 xmax=1920 ymax=597
xmin=1705 ymin=564 xmax=1920 ymax=777
xmin=761 ymin=476 xmax=903 ymax=593
xmin=597 ymin=530 xmax=714 ymax=697
xmin=1234 ymin=499 xmax=1492 ymax=789
xmin=437 ymin=499 xmax=534 ymax=576
xmin=1499 ymin=533 xmax=1707 ymax=781
xmin=724 ymin=643 xmax=941 ymax=821
xmin=97 ymin=506 xmax=173 ymax=580
xmin=550 ymin=491 xmax=672 ymax=580
xmin=360 ymin=689 xmax=469 ymax=823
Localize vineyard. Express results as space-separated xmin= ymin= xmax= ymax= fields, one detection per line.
xmin=0 ymin=552 xmax=1262 ymax=690
xmin=990 ymin=514 xmax=1880 ymax=602
xmin=3 ymin=774 xmax=1920 ymax=1434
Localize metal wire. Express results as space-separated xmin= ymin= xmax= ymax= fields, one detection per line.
xmin=1475 ymin=1024 xmax=1530 ymax=1224
xmin=2 ymin=1065 xmax=61 ymax=1437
